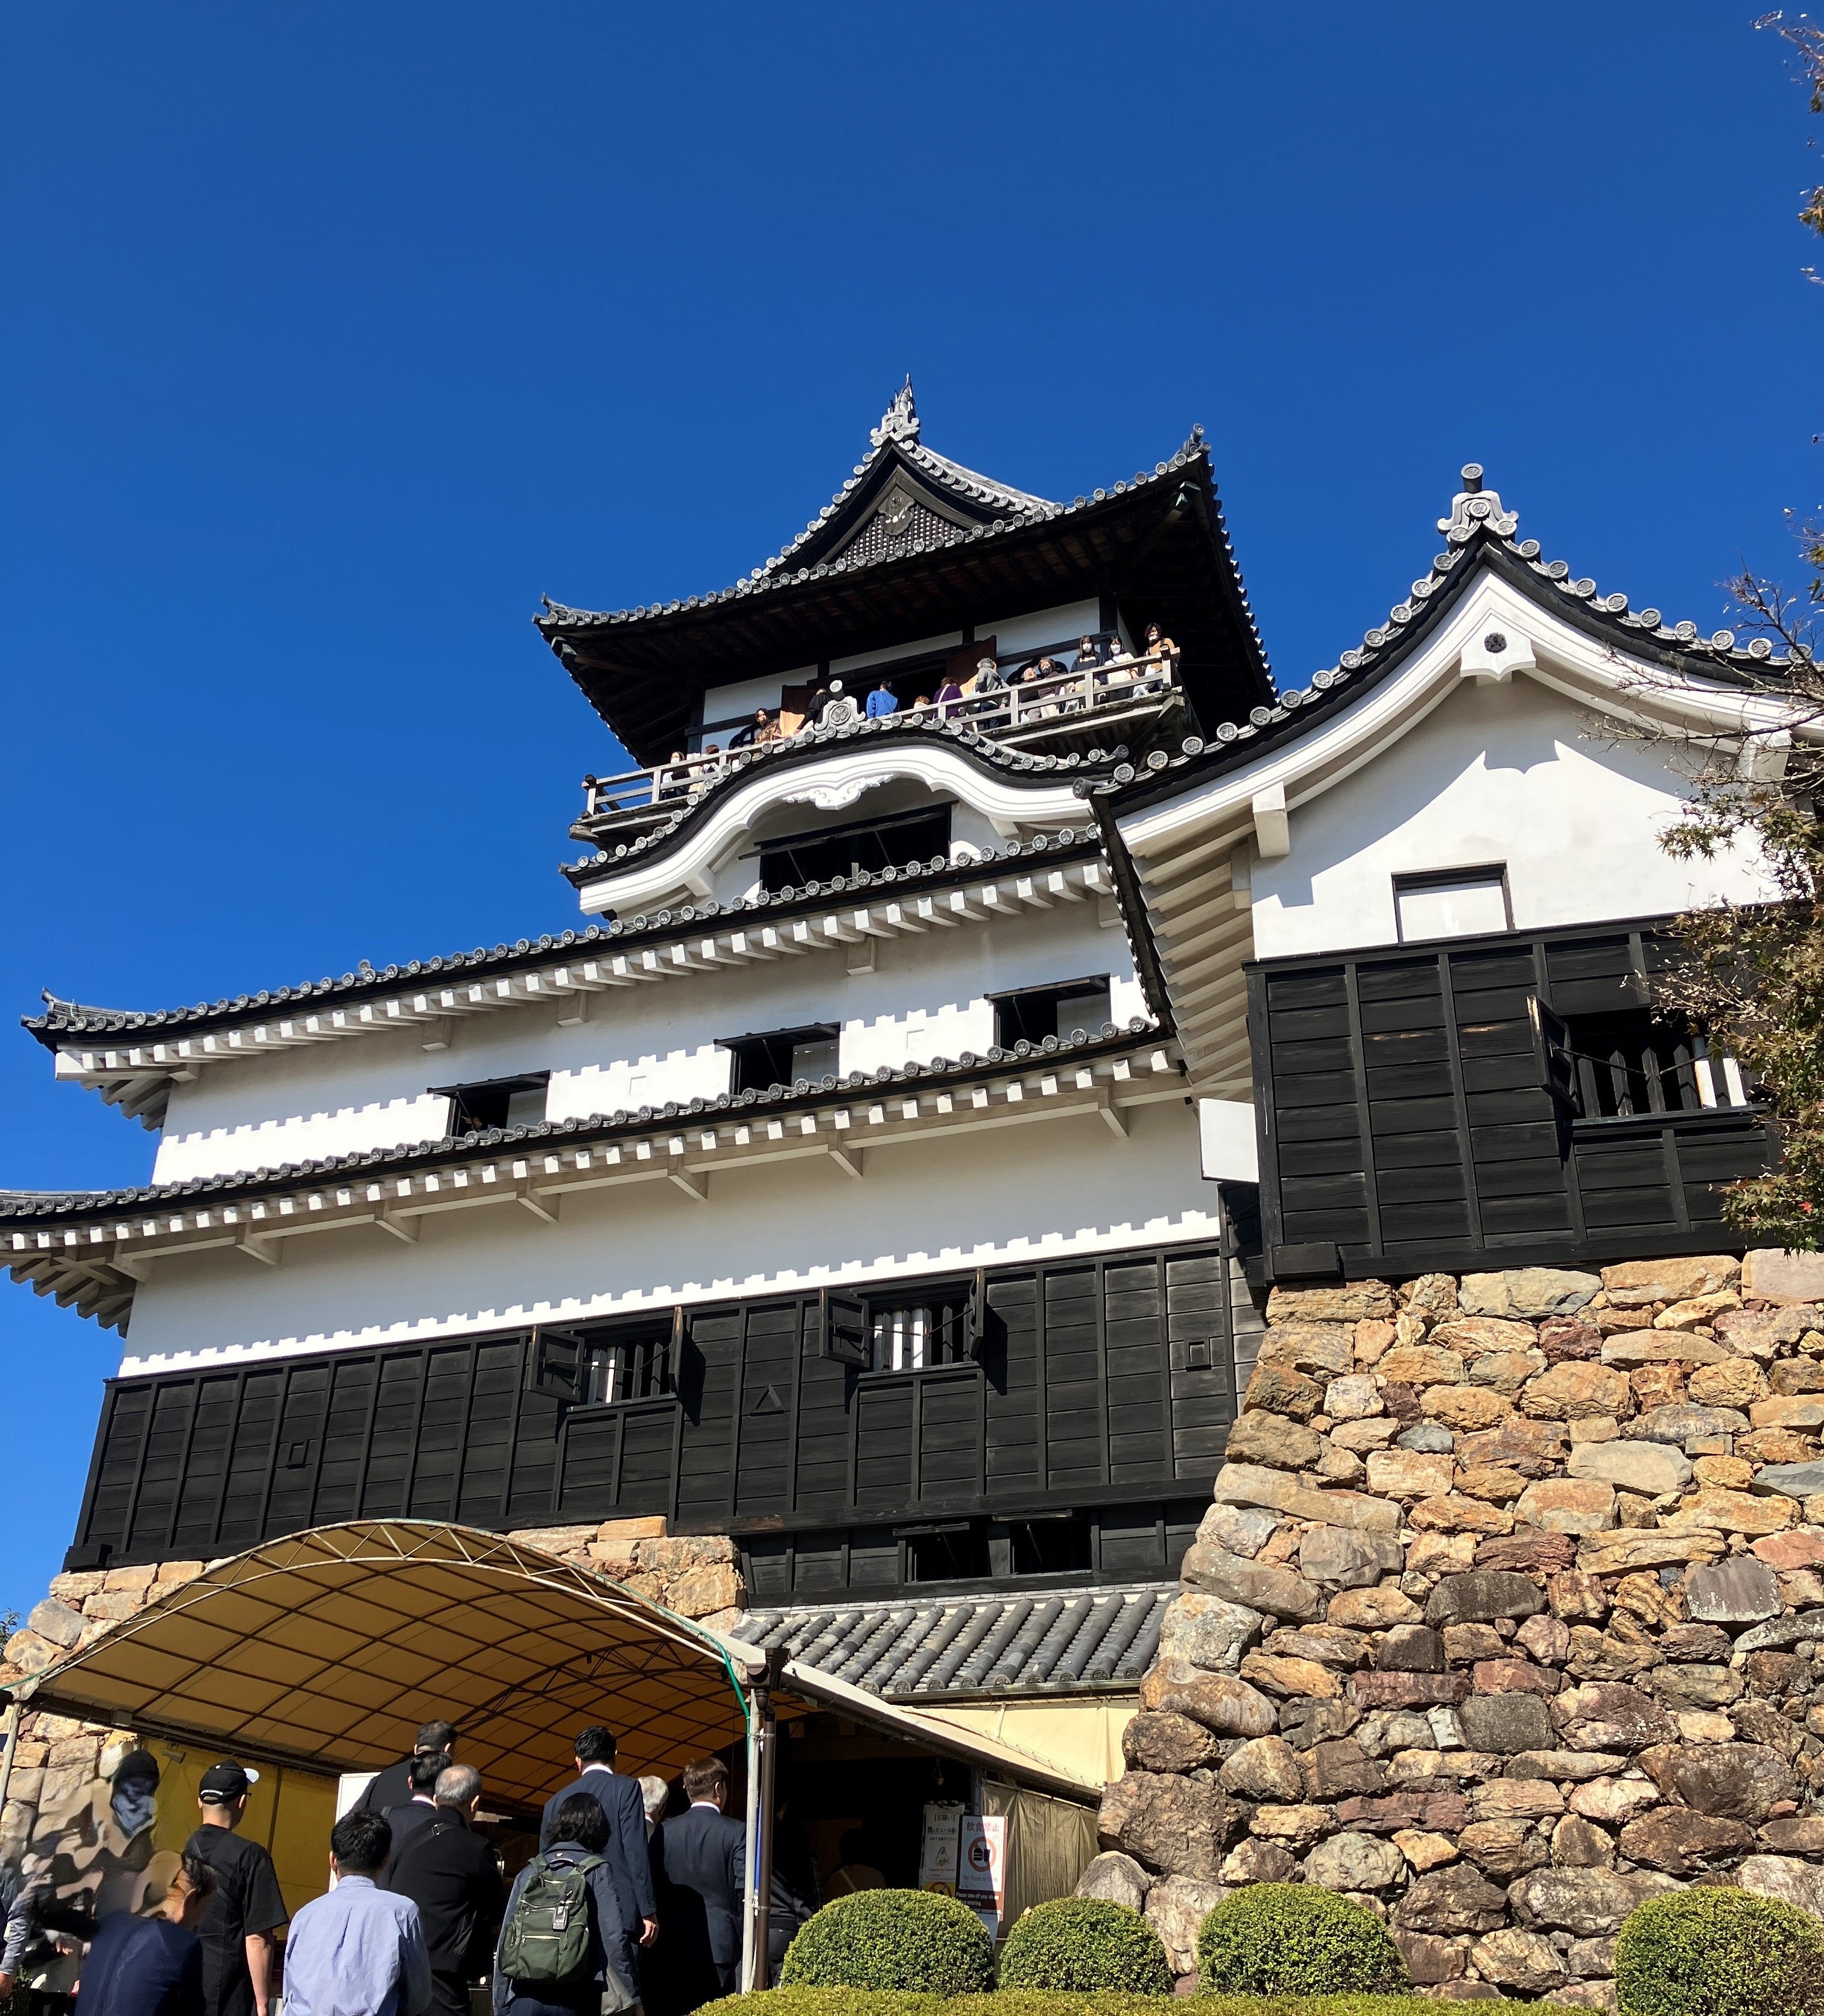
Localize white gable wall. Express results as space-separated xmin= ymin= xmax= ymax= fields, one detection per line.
xmin=1249 ymin=669 xmax=1775 ymax=959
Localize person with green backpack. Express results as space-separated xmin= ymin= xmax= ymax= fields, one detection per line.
xmin=493 ymin=1796 xmax=638 ymax=2016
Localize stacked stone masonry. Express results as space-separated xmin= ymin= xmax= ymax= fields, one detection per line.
xmin=1083 ymin=1250 xmax=1824 ymax=2004
xmin=0 ymin=1521 xmax=744 ymax=1871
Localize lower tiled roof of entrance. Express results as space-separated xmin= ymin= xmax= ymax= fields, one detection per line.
xmin=732 ymin=1584 xmax=1171 ymax=1698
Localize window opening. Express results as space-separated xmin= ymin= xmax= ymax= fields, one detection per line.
xmin=1393 ymin=868 xmax=1511 ymax=943
xmin=721 ymin=1025 xmax=841 ymax=1095
xmin=758 ymin=806 xmax=952 ymax=896
xmin=581 ymin=1323 xmax=676 ymax=1405
xmin=869 ymin=1291 xmax=973 ymax=1371
xmin=1009 ymin=1515 xmax=1092 ymax=1576
xmin=434 ymin=1072 xmax=551 ymax=1135
xmin=992 ymin=976 xmax=1112 ymax=1049
xmin=902 ymin=1524 xmax=989 ymax=1583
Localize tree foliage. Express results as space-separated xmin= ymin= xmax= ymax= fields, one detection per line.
xmin=1652 ymin=16 xmax=1824 ymax=1245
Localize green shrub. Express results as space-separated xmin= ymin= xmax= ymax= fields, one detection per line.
xmin=779 ymin=1891 xmax=994 ymax=1995
xmin=1615 ymin=1888 xmax=1824 ymax=2016
xmin=996 ymin=1898 xmax=1173 ymax=1994
xmin=1195 ymin=1885 xmax=1407 ymax=1997
xmin=697 ymin=1991 xmax=1529 ymax=2016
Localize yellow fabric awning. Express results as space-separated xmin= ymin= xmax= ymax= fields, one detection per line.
xmin=20 ymin=1521 xmax=769 ymax=1804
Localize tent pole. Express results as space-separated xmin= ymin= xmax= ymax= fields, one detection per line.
xmin=741 ymin=1689 xmax=761 ymax=1992
xmin=0 ymin=1689 xmax=24 ymax=1828
xmin=752 ymin=1678 xmax=777 ymax=1992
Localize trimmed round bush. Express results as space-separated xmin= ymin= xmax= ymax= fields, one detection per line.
xmin=1195 ymin=1882 xmax=1406 ymax=1996
xmin=1616 ymin=1888 xmax=1824 ymax=2016
xmin=996 ymin=1896 xmax=1173 ymax=1994
xmin=779 ymin=1889 xmax=993 ymax=1994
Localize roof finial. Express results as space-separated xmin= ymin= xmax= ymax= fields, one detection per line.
xmin=870 ymin=376 xmax=920 ymax=447
xmin=1438 ymin=461 xmax=1518 ymax=544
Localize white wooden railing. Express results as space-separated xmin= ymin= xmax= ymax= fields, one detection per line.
xmin=580 ymin=652 xmax=1179 ymax=821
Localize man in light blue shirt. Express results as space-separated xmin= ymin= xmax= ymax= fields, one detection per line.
xmin=865 ymin=678 xmax=898 ymax=719
xmin=284 ymin=1811 xmax=431 ymax=2016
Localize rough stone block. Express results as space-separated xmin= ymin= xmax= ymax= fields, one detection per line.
xmin=24 ymin=1600 xmax=85 ymax=1651
xmin=1458 ymin=1417 xmax=1569 ymax=1476
xmin=1551 ymin=1682 xmax=1678 ymax=1752
xmin=1325 ymin=1372 xmax=1382 ymax=1419
xmin=1123 ymin=1710 xmax=1223 ymax=1775
xmin=1392 ymin=1864 xmax=1509 ymax=1934
xmin=1604 ymin=1256 xmax=1741 ymax=1307
xmin=1626 ymin=1402 xmax=1749 ymax=1444
xmin=1472 ymin=1657 xmax=1559 ymax=1698
xmin=1208 ymin=1462 xmax=1400 ymax=1534
xmin=1423 ymin=1385 xmax=1515 ymax=1432
xmin=1074 ymin=1850 xmax=1151 ymax=1910
xmin=1097 ymin=1770 xmax=1240 ymax=1880
xmin=1243 ymin=1360 xmax=1326 ymax=1420
xmin=1480 ymin=1532 xmax=1579 ymax=1575
xmin=1516 ymin=1478 xmax=1618 ymax=1534
xmin=1667 ymin=1487 xmax=1799 ymax=1536
xmin=1753 ymin=1462 xmax=1824 ymax=1502
xmin=1249 ymin=1802 xmax=1334 ymax=1848
xmin=1352 ymin=1670 xmax=1471 ymax=1710
xmin=1218 ymin=1734 xmax=1305 ymax=1802
xmin=1299 ymin=1523 xmax=1400 ymax=1588
xmin=1574 ymin=1530 xmax=1725 ymax=1576
xmin=1617 ymin=1807 xmax=1753 ymax=1873
xmin=1462 ymin=1269 xmax=1601 ymax=1320
xmin=1752 ymin=1396 xmax=1824 ymax=1429
xmin=1379 ymin=1625 xmax=1447 ymax=1673
xmin=1194 ymin=1503 xmax=1280 ymax=1558
xmin=1241 ymin=1650 xmax=1340 ymax=1699
xmin=1394 ymin=1930 xmax=1467 ymax=1983
xmin=1760 ymin=1816 xmax=1824 ymax=1853
xmin=1684 ymin=1555 xmax=1782 ymax=1624
xmin=1268 ymin=1623 xmax=1370 ymax=1669
xmin=1180 ymin=1545 xmax=1320 ymax=1620
xmin=1141 ymin=1661 xmax=1279 ymax=1737
xmin=1303 ymin=1828 xmax=1405 ymax=1891
xmin=1142 ymin=1873 xmax=1230 ymax=1974
xmin=1460 ymin=1692 xmax=1556 ymax=1754
xmin=1367 ymin=1449 xmax=1457 ymax=1499
xmin=1686 ymin=1359 xmax=1768 ymax=1409
xmin=1426 ymin=1571 xmax=1547 ymax=1626
xmin=1157 ymin=1592 xmax=1264 ymax=1673
xmin=1522 ymin=1362 xmax=1633 ymax=1421
xmin=1566 ymin=1441 xmax=1693 ymax=1497
xmin=1225 ymin=1409 xmax=1325 ymax=1471
xmin=1267 ymin=1281 xmax=1396 ymax=1324
xmin=1337 ymin=1790 xmax=1469 ymax=1834
xmin=1639 ymin=1740 xmax=1799 ymax=1822
xmin=1742 ymin=1250 xmax=1824 ymax=1305
xmin=1256 ymin=1326 xmax=1360 ymax=1380
xmin=1328 ymin=1585 xmax=1423 ymax=1628
xmin=1509 ymin=1867 xmax=1680 ymax=1936
xmin=1471 ymin=1927 xmax=1567 ymax=1995
xmin=1302 ymin=1737 xmax=1385 ymax=1799
xmin=667 ymin=1564 xmax=743 ymax=1617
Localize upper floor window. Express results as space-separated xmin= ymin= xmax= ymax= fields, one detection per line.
xmin=530 ymin=1313 xmax=680 ymax=1406
xmin=1394 ymin=868 xmax=1511 ymax=943
xmin=992 ymin=976 xmax=1112 ymax=1049
xmin=434 ymin=1072 xmax=550 ymax=1135
xmin=722 ymin=1024 xmax=841 ymax=1095
xmin=1533 ymin=999 xmax=1749 ymax=1120
xmin=758 ymin=805 xmax=952 ymax=896
xmin=820 ymin=1275 xmax=985 ymax=1372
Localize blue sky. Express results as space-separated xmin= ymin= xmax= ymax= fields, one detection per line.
xmin=1 ymin=1 xmax=1818 ymax=1617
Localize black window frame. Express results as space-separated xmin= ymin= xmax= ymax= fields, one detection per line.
xmin=990 ymin=974 xmax=1114 ymax=1051
xmin=819 ymin=1271 xmax=986 ymax=1375
xmin=431 ymin=1070 xmax=552 ymax=1137
xmin=1392 ymin=865 xmax=1513 ymax=944
xmin=528 ymin=1310 xmax=685 ymax=1408
xmin=756 ymin=804 xmax=954 ymax=896
xmin=720 ymin=1024 xmax=842 ymax=1096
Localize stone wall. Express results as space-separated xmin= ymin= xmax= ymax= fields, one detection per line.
xmin=0 ymin=1518 xmax=744 ymax=1869
xmin=1083 ymin=1250 xmax=1824 ymax=2003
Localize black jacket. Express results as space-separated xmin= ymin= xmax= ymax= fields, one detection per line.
xmin=539 ymin=1769 xmax=658 ymax=1938
xmin=355 ymin=1758 xmax=418 ymax=1816
xmin=655 ymin=1804 xmax=746 ymax=2002
xmin=384 ymin=1808 xmax=505 ymax=1982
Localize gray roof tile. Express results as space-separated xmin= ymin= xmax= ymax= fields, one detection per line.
xmin=732 ymin=1584 xmax=1172 ymax=1699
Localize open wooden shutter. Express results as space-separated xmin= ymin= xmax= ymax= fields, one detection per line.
xmin=666 ymin=1306 xmax=688 ymax=1387
xmin=963 ymin=1269 xmax=987 ymax=1359
xmin=1528 ymin=998 xmax=1581 ymax=1111
xmin=528 ymin=1326 xmax=586 ymax=1401
xmin=819 ymin=1288 xmax=870 ymax=1368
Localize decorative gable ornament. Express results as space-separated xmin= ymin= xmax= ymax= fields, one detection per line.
xmin=870 ymin=378 xmax=920 ymax=447
xmin=1438 ymin=463 xmax=1519 ymax=545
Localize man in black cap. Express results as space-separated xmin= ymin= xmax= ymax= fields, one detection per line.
xmin=356 ymin=1721 xmax=457 ymax=1820
xmin=183 ymin=1763 xmax=287 ymax=2016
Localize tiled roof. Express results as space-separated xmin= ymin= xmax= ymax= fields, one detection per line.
xmin=1106 ymin=464 xmax=1791 ymax=815
xmin=0 ymin=1014 xmax=1170 ymax=1227
xmin=26 ymin=827 xmax=1112 ymax=1048
xmin=536 ymin=414 xmax=1267 ymax=689
xmin=732 ymin=1583 xmax=1172 ymax=1699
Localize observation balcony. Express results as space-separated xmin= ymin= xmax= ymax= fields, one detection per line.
xmin=571 ymin=651 xmax=1185 ymax=846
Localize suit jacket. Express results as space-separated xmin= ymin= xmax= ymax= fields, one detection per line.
xmin=656 ymin=1803 xmax=746 ymax=1999
xmin=384 ymin=1808 xmax=505 ymax=1982
xmin=356 ymin=1758 xmax=418 ymax=1816
xmin=539 ymin=1768 xmax=657 ymax=1939
xmin=384 ymin=1799 xmax=439 ymax=1854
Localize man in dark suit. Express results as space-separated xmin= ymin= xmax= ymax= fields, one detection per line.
xmin=654 ymin=1757 xmax=746 ymax=2012
xmin=356 ymin=1720 xmax=457 ymax=1819
xmin=384 ymin=1764 xmax=505 ymax=2016
xmin=539 ymin=1727 xmax=659 ymax=1962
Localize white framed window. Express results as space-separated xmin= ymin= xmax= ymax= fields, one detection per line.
xmin=1393 ymin=867 xmax=1511 ymax=944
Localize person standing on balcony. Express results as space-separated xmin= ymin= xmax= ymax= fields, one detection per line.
xmin=934 ymin=672 xmax=964 ymax=719
xmin=865 ymin=678 xmax=898 ymax=720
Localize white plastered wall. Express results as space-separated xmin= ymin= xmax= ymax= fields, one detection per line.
xmin=118 ymin=1098 xmax=1214 ymax=1374
xmin=151 ymin=899 xmax=1142 ymax=1180
xmin=1249 ymin=671 xmax=1777 ymax=959
xmin=154 ymin=1093 xmax=454 ymax=1185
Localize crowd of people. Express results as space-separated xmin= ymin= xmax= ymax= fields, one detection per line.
xmin=618 ymin=625 xmax=1179 ymax=806
xmin=0 ymin=1719 xmax=826 ymax=2016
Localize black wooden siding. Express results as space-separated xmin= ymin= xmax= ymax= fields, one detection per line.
xmin=1248 ymin=918 xmax=1775 ymax=1281
xmin=71 ymin=1239 xmax=1241 ymax=1575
